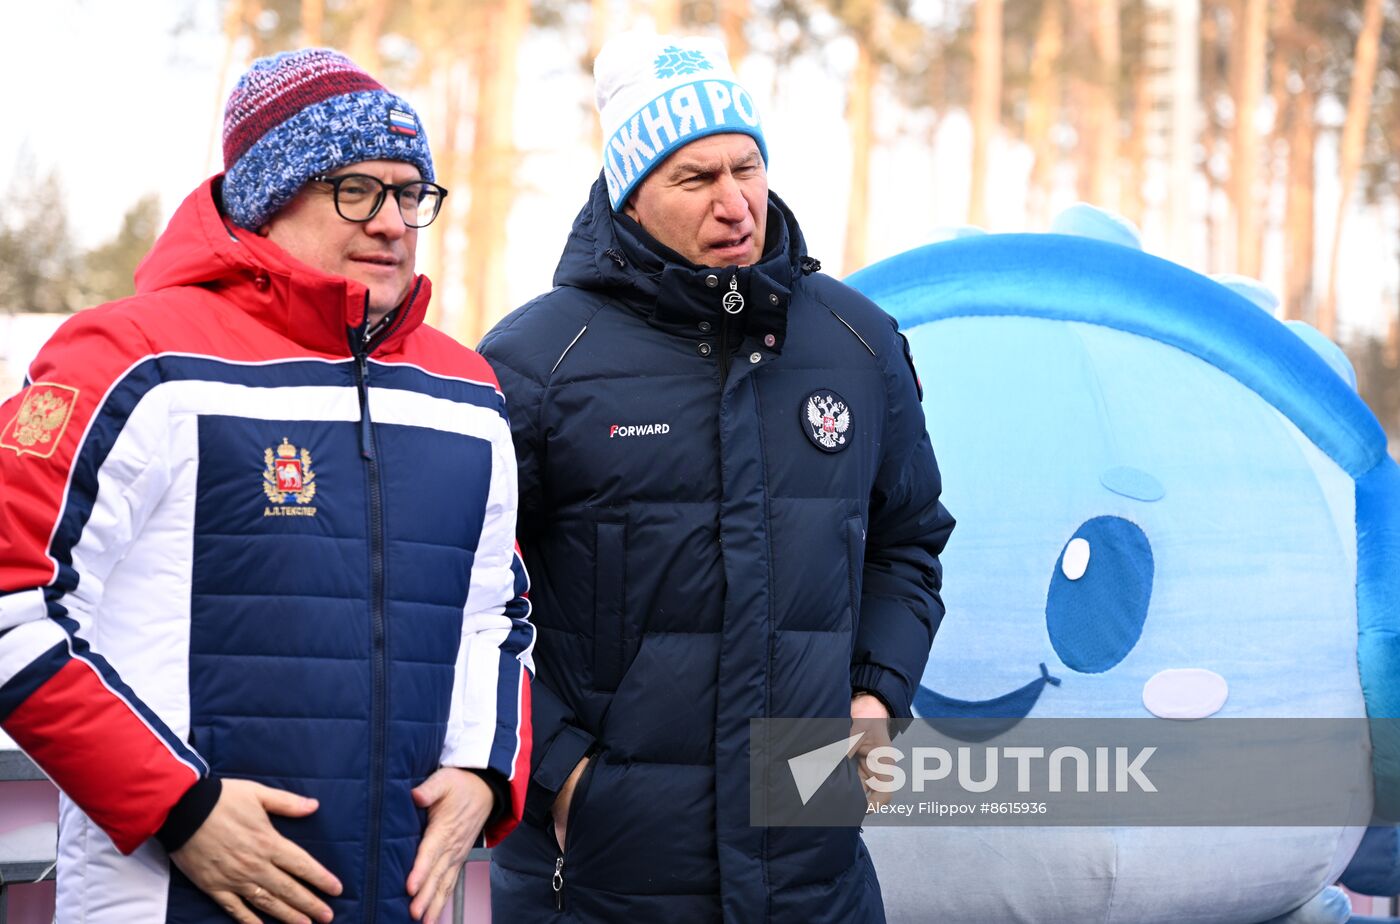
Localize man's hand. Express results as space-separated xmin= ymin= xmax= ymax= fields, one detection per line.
xmin=406 ymin=768 xmax=493 ymax=923
xmin=850 ymin=692 xmax=894 ymax=809
xmin=169 ymin=779 xmax=342 ymax=924
xmin=551 ymin=755 xmax=590 ymax=853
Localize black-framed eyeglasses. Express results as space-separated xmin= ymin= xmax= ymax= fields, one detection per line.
xmin=309 ymin=173 xmax=449 ymax=228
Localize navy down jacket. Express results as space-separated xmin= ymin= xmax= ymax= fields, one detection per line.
xmin=480 ymin=175 xmax=953 ymax=923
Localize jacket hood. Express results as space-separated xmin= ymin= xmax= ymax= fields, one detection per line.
xmin=133 ymin=175 xmax=432 ymax=356
xmin=552 ymin=173 xmax=816 ymax=336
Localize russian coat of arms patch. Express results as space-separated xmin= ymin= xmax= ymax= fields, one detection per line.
xmin=0 ymin=383 xmax=78 ymax=459
xmin=802 ymin=390 xmax=852 ymax=453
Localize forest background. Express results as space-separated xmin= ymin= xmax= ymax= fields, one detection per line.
xmin=2 ymin=0 xmax=1398 ymax=453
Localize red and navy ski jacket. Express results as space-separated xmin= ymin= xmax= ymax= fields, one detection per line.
xmin=0 ymin=177 xmax=533 ymax=923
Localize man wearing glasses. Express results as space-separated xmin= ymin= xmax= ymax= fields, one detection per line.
xmin=0 ymin=49 xmax=533 ymax=924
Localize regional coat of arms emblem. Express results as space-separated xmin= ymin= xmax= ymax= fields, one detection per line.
xmin=263 ymin=437 xmax=317 ymax=505
xmin=802 ymin=390 xmax=852 ymax=453
xmin=0 ymin=383 xmax=79 ymax=459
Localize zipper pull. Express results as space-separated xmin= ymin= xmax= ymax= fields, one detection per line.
xmin=354 ymin=350 xmax=374 ymax=461
xmin=722 ymin=274 xmax=745 ymax=314
xmin=351 ymin=291 xmax=376 ymax=461
xmin=553 ymin=856 xmax=565 ymax=911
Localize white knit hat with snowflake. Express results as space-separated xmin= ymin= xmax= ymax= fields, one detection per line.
xmin=594 ymin=31 xmax=767 ymax=210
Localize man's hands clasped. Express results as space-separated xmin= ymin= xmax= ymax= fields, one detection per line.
xmin=172 ymin=769 xmax=494 ymax=924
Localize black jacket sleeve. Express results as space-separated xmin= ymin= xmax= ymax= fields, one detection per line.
xmin=850 ymin=317 xmax=955 ymax=719
xmin=479 ymin=332 xmax=596 ymax=827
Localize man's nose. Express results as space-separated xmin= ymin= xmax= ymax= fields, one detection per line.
xmin=366 ymin=196 xmax=409 ymax=239
xmin=712 ymin=173 xmax=748 ymax=222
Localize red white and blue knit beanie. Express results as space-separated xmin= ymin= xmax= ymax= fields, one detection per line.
xmin=594 ymin=32 xmax=767 ymax=211
xmin=221 ymin=48 xmax=434 ymax=230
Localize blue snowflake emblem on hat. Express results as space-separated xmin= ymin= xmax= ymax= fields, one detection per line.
xmin=654 ymin=46 xmax=713 ymax=78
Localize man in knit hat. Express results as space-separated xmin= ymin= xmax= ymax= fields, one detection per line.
xmin=480 ymin=32 xmax=953 ymax=923
xmin=0 ymin=49 xmax=533 ymax=924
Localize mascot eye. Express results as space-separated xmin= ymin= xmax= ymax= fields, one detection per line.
xmin=1061 ymin=537 xmax=1091 ymax=580
xmin=1045 ymin=517 xmax=1153 ymax=674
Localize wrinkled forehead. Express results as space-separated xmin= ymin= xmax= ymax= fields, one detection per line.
xmin=656 ymin=133 xmax=763 ymax=175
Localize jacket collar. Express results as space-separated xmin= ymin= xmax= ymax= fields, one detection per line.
xmin=135 ymin=175 xmax=432 ymax=357
xmin=553 ymin=174 xmax=814 ymax=353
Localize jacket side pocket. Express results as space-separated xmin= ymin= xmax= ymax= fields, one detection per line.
xmin=593 ymin=520 xmax=627 ymax=691
xmin=846 ymin=515 xmax=865 ymax=628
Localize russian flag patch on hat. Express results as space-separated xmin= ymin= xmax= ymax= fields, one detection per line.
xmin=388 ymin=108 xmax=418 ymax=137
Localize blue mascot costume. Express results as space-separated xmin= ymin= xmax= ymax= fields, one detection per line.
xmin=847 ymin=207 xmax=1400 ymax=923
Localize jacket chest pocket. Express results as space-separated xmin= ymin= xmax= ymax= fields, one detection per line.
xmin=593 ymin=519 xmax=636 ymax=691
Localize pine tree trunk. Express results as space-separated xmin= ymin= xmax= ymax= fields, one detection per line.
xmin=1087 ymin=0 xmax=1120 ymax=209
xmin=588 ymin=0 xmax=610 ymax=153
xmin=1067 ymin=0 xmax=1094 ymax=205
xmin=1390 ymin=117 xmax=1400 ymax=366
xmin=1230 ymin=0 xmax=1267 ymax=278
xmin=406 ymin=0 xmax=451 ymax=329
xmin=206 ymin=0 xmax=248 ymax=175
xmin=968 ymin=0 xmax=1002 ymax=227
xmin=1263 ymin=0 xmax=1296 ymax=199
xmin=650 ymin=0 xmax=680 ymax=32
xmin=1122 ymin=51 xmax=1151 ymax=229
xmin=844 ymin=35 xmax=874 ymax=273
xmin=721 ymin=0 xmax=750 ymax=65
xmin=1321 ymin=0 xmax=1384 ymax=338
xmin=461 ymin=0 xmax=528 ymax=345
xmin=348 ymin=0 xmax=390 ymax=73
xmin=1283 ymin=74 xmax=1316 ymax=323
xmin=1025 ymin=0 xmax=1063 ymax=227
xmin=1200 ymin=0 xmax=1232 ymax=272
xmin=1150 ymin=0 xmax=1199 ymax=264
xmin=422 ymin=59 xmax=465 ymax=331
xmin=1254 ymin=0 xmax=1297 ymax=280
xmin=301 ymin=0 xmax=324 ymax=45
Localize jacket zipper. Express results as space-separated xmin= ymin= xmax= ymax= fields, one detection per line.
xmin=351 ymin=297 xmax=388 ymax=923
xmin=718 ymin=314 xmax=732 ymax=385
xmin=551 ymin=750 xmax=599 ymax=912
xmin=717 ymin=271 xmax=738 ymax=385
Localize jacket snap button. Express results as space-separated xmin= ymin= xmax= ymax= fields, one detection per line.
xmin=698 ymin=342 xmax=712 ymax=356
xmin=699 ymin=321 xmax=712 ymax=332
xmin=769 ymin=294 xmax=779 ymax=305
xmin=254 ymin=273 xmax=270 ymax=291
xmin=749 ymin=352 xmax=761 ymax=364
xmin=705 ymin=274 xmax=719 ymax=288
xmin=764 ymin=333 xmax=776 ymax=347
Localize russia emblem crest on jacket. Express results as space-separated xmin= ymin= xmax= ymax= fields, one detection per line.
xmin=803 ymin=391 xmax=851 ymax=452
